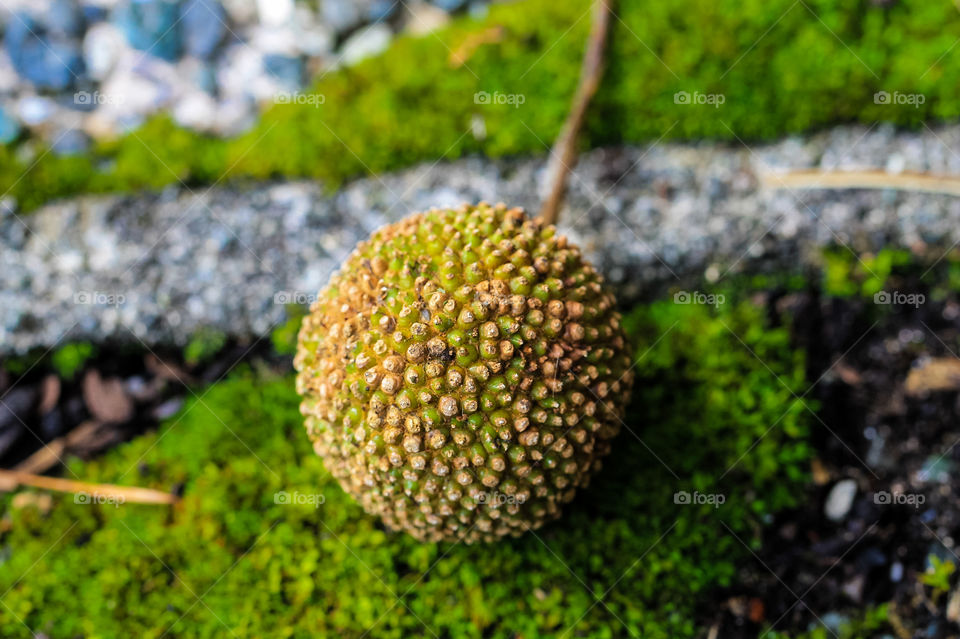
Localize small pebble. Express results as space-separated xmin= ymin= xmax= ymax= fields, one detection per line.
xmin=824 ymin=479 xmax=857 ymax=522
xmin=889 ymin=561 xmax=903 ymax=583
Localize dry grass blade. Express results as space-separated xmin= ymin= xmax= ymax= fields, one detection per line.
xmin=0 ymin=469 xmax=179 ymax=505
xmin=760 ymin=169 xmax=960 ymax=197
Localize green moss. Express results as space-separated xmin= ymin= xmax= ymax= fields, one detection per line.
xmin=50 ymin=342 xmax=96 ymax=380
xmin=4 ymin=0 xmax=960 ymax=211
xmin=0 ymin=294 xmax=809 ymax=638
xmin=921 ymin=555 xmax=956 ymax=594
xmin=1 ymin=353 xmax=32 ymax=376
xmin=818 ymin=246 xmax=960 ymax=308
xmin=822 ymin=247 xmax=913 ymax=298
xmin=183 ymin=328 xmax=227 ymax=368
xmin=764 ymin=605 xmax=892 ymax=639
xmin=271 ymin=305 xmax=308 ymax=356
xmin=3 ymin=342 xmax=96 ymax=378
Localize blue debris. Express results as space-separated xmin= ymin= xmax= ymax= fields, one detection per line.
xmin=112 ymin=0 xmax=182 ymax=62
xmin=81 ymin=3 xmax=109 ymax=23
xmin=47 ymin=0 xmax=86 ymax=36
xmin=367 ymin=0 xmax=398 ymax=22
xmin=51 ymin=128 xmax=91 ymax=155
xmin=0 ymin=108 xmax=21 ymax=145
xmin=181 ymin=0 xmax=227 ymax=59
xmin=192 ymin=62 xmax=218 ymax=94
xmin=5 ymin=12 xmax=86 ymax=90
xmin=262 ymin=53 xmax=303 ymax=89
xmin=322 ymin=0 xmax=361 ymax=35
xmin=430 ymin=0 xmax=467 ymax=12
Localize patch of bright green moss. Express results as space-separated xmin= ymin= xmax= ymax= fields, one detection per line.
xmin=5 ymin=0 xmax=960 ymax=210
xmin=3 ymin=341 xmax=96 ymax=377
xmin=822 ymin=247 xmax=913 ymax=298
xmin=819 ymin=245 xmax=960 ymax=308
xmin=271 ymin=305 xmax=308 ymax=356
xmin=50 ymin=342 xmax=96 ymax=380
xmin=183 ymin=328 xmax=228 ymax=368
xmin=765 ymin=604 xmax=892 ymax=639
xmin=0 ymin=294 xmax=809 ymax=638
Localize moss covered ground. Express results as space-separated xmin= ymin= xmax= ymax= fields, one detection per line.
xmin=0 ymin=292 xmax=811 ymax=638
xmin=8 ymin=246 xmax=960 ymax=636
xmin=5 ymin=0 xmax=960 ymax=210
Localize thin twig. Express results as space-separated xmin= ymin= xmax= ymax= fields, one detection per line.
xmin=538 ymin=0 xmax=614 ymax=226
xmin=0 ymin=469 xmax=179 ymax=505
xmin=759 ymin=169 xmax=960 ymax=197
xmin=14 ymin=439 xmax=65 ymax=475
xmin=449 ymin=26 xmax=505 ymax=68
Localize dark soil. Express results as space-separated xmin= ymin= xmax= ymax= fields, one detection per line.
xmin=4 ymin=275 xmax=960 ymax=638
xmin=0 ymin=339 xmax=285 ymax=473
xmin=712 ymin=281 xmax=960 ymax=639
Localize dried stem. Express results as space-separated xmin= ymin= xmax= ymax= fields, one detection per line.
xmin=759 ymin=169 xmax=960 ymax=197
xmin=449 ymin=26 xmax=505 ymax=68
xmin=0 ymin=469 xmax=179 ymax=505
xmin=538 ymin=0 xmax=614 ymax=226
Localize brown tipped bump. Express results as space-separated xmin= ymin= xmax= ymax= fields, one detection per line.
xmin=294 ymin=203 xmax=634 ymax=543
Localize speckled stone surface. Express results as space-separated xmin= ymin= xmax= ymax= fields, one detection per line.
xmin=3 ymin=122 xmax=960 ymax=353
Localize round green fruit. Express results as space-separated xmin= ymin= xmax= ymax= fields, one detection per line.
xmin=294 ymin=203 xmax=633 ymax=543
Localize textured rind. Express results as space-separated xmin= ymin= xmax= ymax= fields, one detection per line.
xmin=294 ymin=203 xmax=633 ymax=543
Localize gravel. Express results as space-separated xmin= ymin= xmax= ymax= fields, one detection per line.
xmin=3 ymin=121 xmax=960 ymax=354
xmin=0 ymin=0 xmax=482 ymax=144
